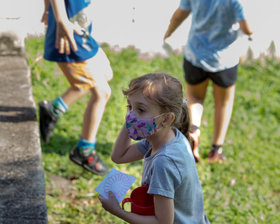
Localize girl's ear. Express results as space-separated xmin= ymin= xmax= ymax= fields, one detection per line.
xmin=162 ymin=112 xmax=175 ymax=127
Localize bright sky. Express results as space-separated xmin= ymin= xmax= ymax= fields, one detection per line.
xmin=1 ymin=0 xmax=279 ymax=58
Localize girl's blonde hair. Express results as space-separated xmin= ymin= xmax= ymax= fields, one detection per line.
xmin=123 ymin=73 xmax=190 ymax=141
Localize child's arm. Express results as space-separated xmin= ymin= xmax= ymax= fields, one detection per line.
xmin=239 ymin=20 xmax=253 ymax=35
xmin=49 ymin=0 xmax=83 ymax=54
xmin=239 ymin=20 xmax=253 ymax=41
xmin=99 ymin=192 xmax=174 ymax=224
xmin=164 ymin=8 xmax=191 ymax=41
xmin=111 ymin=124 xmax=144 ymax=164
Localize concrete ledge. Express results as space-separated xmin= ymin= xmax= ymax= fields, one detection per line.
xmin=0 ymin=56 xmax=47 ymax=223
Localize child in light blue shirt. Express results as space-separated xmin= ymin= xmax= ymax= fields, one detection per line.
xmin=179 ymin=0 xmax=248 ymax=72
xmin=138 ymin=129 xmax=209 ymax=223
xmin=164 ymin=0 xmax=253 ymax=163
xmin=99 ymin=73 xmax=210 ymax=224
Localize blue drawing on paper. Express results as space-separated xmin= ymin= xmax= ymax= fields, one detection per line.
xmin=95 ymin=168 xmax=136 ymax=203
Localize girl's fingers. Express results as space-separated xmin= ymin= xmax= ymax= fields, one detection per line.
xmin=64 ymin=37 xmax=71 ymax=54
xmin=59 ymin=38 xmax=65 ymax=54
xmin=109 ymin=191 xmax=116 ymax=199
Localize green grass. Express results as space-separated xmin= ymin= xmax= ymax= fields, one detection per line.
xmin=25 ymin=37 xmax=280 ymax=224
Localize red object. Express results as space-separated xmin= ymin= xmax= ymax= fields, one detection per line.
xmin=88 ymin=156 xmax=94 ymax=163
xmin=122 ymin=185 xmax=155 ymax=216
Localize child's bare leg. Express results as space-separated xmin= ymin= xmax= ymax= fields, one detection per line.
xmin=39 ymin=86 xmax=88 ymax=143
xmin=186 ymin=79 xmax=209 ymax=161
xmin=67 ymin=48 xmax=113 ymax=175
xmin=61 ymin=87 xmax=89 ymax=106
xmin=208 ymin=83 xmax=235 ymax=163
xmin=212 ymin=83 xmax=235 ymax=145
xmin=69 ymin=80 xmax=111 ymax=173
xmin=81 ymin=80 xmax=111 ymax=142
xmin=186 ymin=79 xmax=209 ymax=128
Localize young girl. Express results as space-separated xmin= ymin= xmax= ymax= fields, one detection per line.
xmin=98 ymin=73 xmax=210 ymax=224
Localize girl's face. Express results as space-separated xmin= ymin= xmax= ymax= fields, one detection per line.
xmin=127 ymin=93 xmax=162 ymax=120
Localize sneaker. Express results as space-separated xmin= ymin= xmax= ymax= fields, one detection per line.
xmin=39 ymin=100 xmax=59 ymax=143
xmin=189 ymin=127 xmax=200 ymax=163
xmin=208 ymin=145 xmax=224 ymax=163
xmin=69 ymin=147 xmax=108 ymax=175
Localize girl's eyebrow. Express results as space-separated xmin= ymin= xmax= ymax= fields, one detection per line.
xmin=127 ymin=97 xmax=149 ymax=108
xmin=128 ymin=101 xmax=149 ymax=110
xmin=135 ymin=102 xmax=148 ymax=107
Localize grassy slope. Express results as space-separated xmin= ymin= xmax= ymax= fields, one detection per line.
xmin=26 ymin=37 xmax=280 ymax=224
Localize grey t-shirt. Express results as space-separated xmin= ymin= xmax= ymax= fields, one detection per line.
xmin=137 ymin=129 xmax=210 ymax=224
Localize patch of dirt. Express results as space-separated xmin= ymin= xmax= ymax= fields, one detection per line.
xmin=47 ymin=174 xmax=76 ymax=199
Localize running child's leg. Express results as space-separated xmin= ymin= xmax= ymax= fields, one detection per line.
xmin=68 ymin=48 xmax=113 ymax=175
xmin=186 ymin=80 xmax=209 ymax=162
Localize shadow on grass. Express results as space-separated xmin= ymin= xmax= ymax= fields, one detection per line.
xmin=39 ymin=132 xmax=142 ymax=180
xmin=40 ymin=134 xmax=113 ymax=157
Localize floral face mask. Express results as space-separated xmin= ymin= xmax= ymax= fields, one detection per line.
xmin=125 ymin=112 xmax=165 ymax=140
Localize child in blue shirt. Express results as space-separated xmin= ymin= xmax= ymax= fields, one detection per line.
xmin=164 ymin=0 xmax=253 ymax=163
xmin=99 ymin=73 xmax=210 ymax=224
xmin=39 ymin=0 xmax=113 ymax=175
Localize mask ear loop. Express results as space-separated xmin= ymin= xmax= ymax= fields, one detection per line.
xmin=153 ymin=113 xmax=165 ymax=130
xmin=157 ymin=112 xmax=174 ymax=129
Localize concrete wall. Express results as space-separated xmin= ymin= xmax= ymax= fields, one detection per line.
xmin=0 ymin=16 xmax=48 ymax=222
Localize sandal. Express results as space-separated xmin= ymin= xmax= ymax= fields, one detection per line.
xmin=69 ymin=147 xmax=108 ymax=175
xmin=189 ymin=125 xmax=200 ymax=163
xmin=208 ymin=144 xmax=224 ymax=163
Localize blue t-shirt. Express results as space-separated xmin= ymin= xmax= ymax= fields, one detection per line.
xmin=137 ymin=129 xmax=210 ymax=224
xmin=180 ymin=0 xmax=246 ymax=72
xmin=44 ymin=0 xmax=99 ymax=62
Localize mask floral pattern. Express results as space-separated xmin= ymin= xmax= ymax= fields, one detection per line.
xmin=125 ymin=112 xmax=161 ymax=140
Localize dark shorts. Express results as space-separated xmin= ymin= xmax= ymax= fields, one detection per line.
xmin=183 ymin=58 xmax=238 ymax=87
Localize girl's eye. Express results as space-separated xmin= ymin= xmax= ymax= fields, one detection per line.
xmin=126 ymin=104 xmax=132 ymax=111
xmin=138 ymin=108 xmax=145 ymax=113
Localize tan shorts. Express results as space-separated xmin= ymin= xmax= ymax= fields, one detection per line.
xmin=58 ymin=48 xmax=113 ymax=90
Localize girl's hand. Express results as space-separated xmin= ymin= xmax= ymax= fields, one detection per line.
xmin=98 ymin=191 xmax=122 ymax=216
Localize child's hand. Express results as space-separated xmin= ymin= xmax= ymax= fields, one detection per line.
xmin=41 ymin=11 xmax=48 ymax=27
xmin=55 ymin=21 xmax=84 ymax=55
xmin=248 ymin=34 xmax=253 ymax=41
xmin=163 ymin=32 xmax=171 ymax=42
xmin=98 ymin=191 xmax=122 ymax=216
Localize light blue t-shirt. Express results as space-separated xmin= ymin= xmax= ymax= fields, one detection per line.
xmin=180 ymin=0 xmax=246 ymax=72
xmin=137 ymin=129 xmax=210 ymax=224
xmin=44 ymin=0 xmax=99 ymax=62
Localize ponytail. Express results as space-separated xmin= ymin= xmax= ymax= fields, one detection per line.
xmin=177 ymin=103 xmax=191 ymax=142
